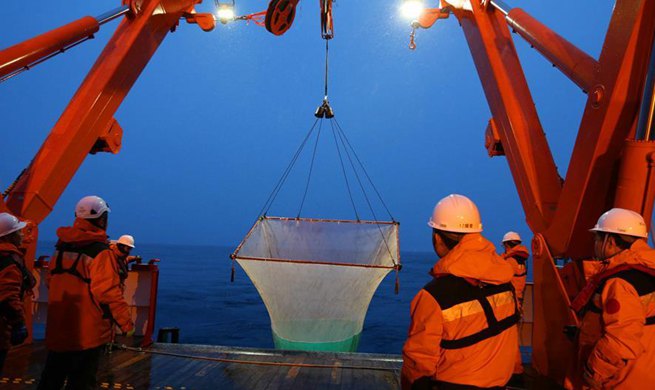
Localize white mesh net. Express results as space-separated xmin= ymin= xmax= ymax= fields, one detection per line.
xmin=233 ymin=216 xmax=400 ymax=351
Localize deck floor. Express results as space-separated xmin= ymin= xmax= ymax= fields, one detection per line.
xmin=2 ymin=341 xmax=559 ymax=389
xmin=3 ymin=340 xmax=400 ymax=389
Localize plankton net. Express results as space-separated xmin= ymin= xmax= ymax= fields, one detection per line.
xmin=232 ymin=216 xmax=399 ymax=351
xmin=231 ymin=1 xmax=400 ymax=352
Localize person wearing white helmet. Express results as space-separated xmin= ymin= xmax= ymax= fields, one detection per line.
xmin=39 ymin=196 xmax=134 ymax=390
xmin=565 ymin=208 xmax=655 ymax=389
xmin=501 ymin=232 xmax=529 ymax=306
xmin=500 ymin=231 xmax=530 ymax=378
xmin=109 ymin=235 xmax=136 ymax=289
xmin=402 ymin=194 xmax=519 ymax=390
xmin=0 ymin=212 xmax=36 ymax=373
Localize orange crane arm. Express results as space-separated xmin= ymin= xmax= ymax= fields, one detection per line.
xmin=454 ymin=4 xmax=563 ymax=234
xmin=0 ymin=6 xmax=130 ymax=82
xmin=0 ymin=0 xmax=206 ymax=345
xmin=4 ymin=0 xmax=202 ymax=225
xmin=437 ymin=0 xmax=655 ymax=383
xmin=458 ymin=0 xmax=655 ymax=258
xmin=544 ymin=0 xmax=655 ymax=259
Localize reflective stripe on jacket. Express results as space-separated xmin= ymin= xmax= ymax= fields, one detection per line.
xmin=402 ymin=234 xmax=518 ymax=389
xmin=565 ymin=240 xmax=655 ymax=389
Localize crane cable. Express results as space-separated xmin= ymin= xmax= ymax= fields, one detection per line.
xmin=250 ymin=0 xmax=400 ymax=286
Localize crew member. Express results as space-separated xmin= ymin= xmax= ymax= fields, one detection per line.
xmin=566 ymin=208 xmax=655 ymax=389
xmin=38 ymin=196 xmax=135 ymax=390
xmin=0 ymin=213 xmax=35 ymax=373
xmin=110 ymin=235 xmax=136 ymax=289
xmin=501 ymin=232 xmax=529 ymax=308
xmin=402 ymin=194 xmax=519 ymax=389
xmin=501 ymin=231 xmax=530 ymax=376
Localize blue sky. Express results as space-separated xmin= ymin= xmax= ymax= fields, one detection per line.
xmin=1 ymin=1 xmax=613 ymax=253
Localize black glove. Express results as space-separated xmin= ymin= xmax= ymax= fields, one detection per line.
xmin=10 ymin=324 xmax=28 ymax=346
xmin=412 ymin=377 xmax=436 ymax=390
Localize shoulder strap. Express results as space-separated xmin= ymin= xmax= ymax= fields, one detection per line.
xmin=0 ymin=255 xmax=14 ymax=273
xmin=571 ymin=264 xmax=637 ymax=313
xmin=50 ymin=241 xmax=108 ymax=284
xmin=604 ymin=267 xmax=655 ymax=295
xmin=0 ymin=254 xmax=36 ymax=293
xmin=573 ymin=264 xmax=655 ymax=324
xmin=424 ymin=276 xmax=519 ymax=350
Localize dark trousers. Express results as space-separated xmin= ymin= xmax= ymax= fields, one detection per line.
xmin=37 ymin=346 xmax=103 ymax=390
xmin=435 ymin=382 xmax=505 ymax=390
xmin=0 ymin=349 xmax=7 ymax=374
xmin=413 ymin=377 xmax=506 ymax=390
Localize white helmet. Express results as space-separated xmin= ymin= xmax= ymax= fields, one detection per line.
xmin=502 ymin=231 xmax=522 ymax=243
xmin=0 ymin=213 xmax=27 ymax=238
xmin=428 ymin=194 xmax=483 ymax=233
xmin=75 ymin=196 xmax=110 ymax=219
xmin=117 ymin=235 xmax=135 ymax=248
xmin=590 ymin=208 xmax=648 ymax=238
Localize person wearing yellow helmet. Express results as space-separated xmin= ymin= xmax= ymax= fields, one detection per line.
xmin=402 ymin=194 xmax=519 ymax=389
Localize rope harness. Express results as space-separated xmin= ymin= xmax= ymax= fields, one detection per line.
xmin=234 ymin=0 xmax=401 ymax=291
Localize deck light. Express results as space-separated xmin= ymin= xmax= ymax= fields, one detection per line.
xmin=215 ymin=0 xmax=236 ymax=24
xmin=400 ymin=0 xmax=425 ymax=20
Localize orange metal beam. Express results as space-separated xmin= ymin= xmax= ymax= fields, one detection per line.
xmin=506 ymin=8 xmax=599 ymax=93
xmin=544 ymin=0 xmax=655 ymax=259
xmin=5 ymin=0 xmax=201 ymax=223
xmin=451 ymin=2 xmax=654 ymax=381
xmin=0 ymin=17 xmax=99 ymax=78
xmin=454 ymin=3 xmax=562 ymax=234
xmin=531 ymin=234 xmax=577 ymax=383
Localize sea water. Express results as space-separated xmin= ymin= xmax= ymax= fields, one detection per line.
xmin=34 ymin=242 xmax=533 ymax=354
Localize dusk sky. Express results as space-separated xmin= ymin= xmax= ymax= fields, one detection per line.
xmin=1 ymin=1 xmax=614 ymax=254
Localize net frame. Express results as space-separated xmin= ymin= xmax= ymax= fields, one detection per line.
xmin=231 ymin=216 xmax=401 ymax=270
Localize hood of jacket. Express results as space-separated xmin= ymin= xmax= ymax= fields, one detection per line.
xmin=432 ymin=233 xmax=514 ymax=285
xmin=0 ymin=242 xmax=23 ymax=257
xmin=503 ymin=244 xmax=530 ymax=261
xmin=606 ymin=239 xmax=655 ymax=270
xmin=56 ymin=218 xmax=108 ymax=245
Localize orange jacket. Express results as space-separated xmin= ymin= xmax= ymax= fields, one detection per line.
xmin=565 ymin=240 xmax=655 ymax=389
xmin=0 ymin=243 xmax=35 ymax=350
xmin=503 ymin=244 xmax=529 ymax=305
xmin=108 ymin=243 xmax=130 ymax=291
xmin=402 ymin=233 xmax=519 ymax=389
xmin=45 ymin=219 xmax=133 ymax=352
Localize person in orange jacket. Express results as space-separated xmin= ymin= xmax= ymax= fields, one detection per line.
xmin=500 ymin=231 xmax=530 ymax=377
xmin=564 ymin=208 xmax=655 ymax=389
xmin=0 ymin=213 xmax=36 ymax=373
xmin=38 ymin=196 xmax=135 ymax=390
xmin=109 ymin=235 xmax=137 ymax=291
xmin=501 ymin=231 xmax=529 ymax=308
xmin=402 ymin=194 xmax=519 ymax=390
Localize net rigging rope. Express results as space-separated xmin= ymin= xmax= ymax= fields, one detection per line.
xmin=245 ymin=1 xmax=399 ymax=272
xmin=330 ymin=119 xmax=360 ymax=221
xmin=297 ymin=120 xmax=324 ymax=218
xmin=256 ymin=118 xmax=321 ymax=218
